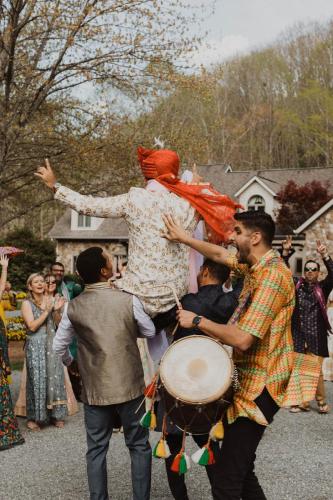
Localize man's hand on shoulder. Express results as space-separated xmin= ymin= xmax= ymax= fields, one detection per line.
xmin=34 ymin=158 xmax=57 ymax=189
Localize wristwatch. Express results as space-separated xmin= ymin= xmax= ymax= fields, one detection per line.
xmin=192 ymin=315 xmax=202 ymax=327
xmin=53 ymin=182 xmax=61 ymax=193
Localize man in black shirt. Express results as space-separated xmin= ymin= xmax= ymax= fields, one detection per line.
xmin=164 ymin=259 xmax=241 ymax=500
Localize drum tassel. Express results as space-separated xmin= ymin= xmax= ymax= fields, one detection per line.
xmin=209 ymin=419 xmax=224 ymax=441
xmin=170 ymin=429 xmax=190 ymax=474
xmin=191 ymin=440 xmax=215 ymax=466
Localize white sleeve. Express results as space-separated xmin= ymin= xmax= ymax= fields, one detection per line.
xmin=55 ymin=185 xmax=128 ymax=218
xmin=132 ymin=296 xmax=156 ymax=338
xmin=222 ymin=283 xmax=233 ymax=293
xmin=53 ymin=303 xmax=75 ymax=366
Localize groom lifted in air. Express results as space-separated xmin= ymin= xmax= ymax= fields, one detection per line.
xmin=35 ymin=146 xmax=241 ymax=318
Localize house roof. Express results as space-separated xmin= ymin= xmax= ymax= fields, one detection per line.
xmin=197 ymin=165 xmax=333 ymax=199
xmin=49 ymin=166 xmax=333 ymax=241
xmin=293 ymin=198 xmax=333 ymax=234
xmin=49 ymin=209 xmax=129 ymax=240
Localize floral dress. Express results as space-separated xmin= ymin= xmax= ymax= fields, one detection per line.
xmin=25 ymin=301 xmax=67 ymax=422
xmin=0 ymin=316 xmax=24 ymax=450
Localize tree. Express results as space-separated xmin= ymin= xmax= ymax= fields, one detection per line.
xmin=0 ymin=227 xmax=56 ymax=290
xmin=0 ymin=0 xmax=206 ymax=228
xmin=275 ymin=180 xmax=331 ymax=233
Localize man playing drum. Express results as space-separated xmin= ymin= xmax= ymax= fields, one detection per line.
xmin=163 ymin=210 xmax=295 ymax=500
xmin=162 ymin=259 xmax=240 ymax=499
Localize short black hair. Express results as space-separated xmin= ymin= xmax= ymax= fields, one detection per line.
xmin=202 ymin=258 xmax=230 ymax=284
xmin=76 ymin=247 xmax=107 ymax=284
xmin=51 ymin=261 xmax=64 ymax=270
xmin=234 ymin=211 xmax=275 ymax=245
xmin=304 ymin=259 xmax=320 ymax=271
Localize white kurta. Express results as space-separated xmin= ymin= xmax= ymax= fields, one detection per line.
xmin=55 ymin=185 xmax=197 ymax=316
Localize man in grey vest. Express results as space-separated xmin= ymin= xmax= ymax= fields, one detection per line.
xmin=54 ymin=246 xmax=152 ymax=500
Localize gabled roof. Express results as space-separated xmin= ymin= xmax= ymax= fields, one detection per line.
xmin=234 ymin=175 xmax=277 ymax=197
xmin=49 ymin=208 xmax=128 ymax=240
xmin=293 ymin=198 xmax=333 ymax=234
xmin=196 ymin=165 xmax=333 ymax=198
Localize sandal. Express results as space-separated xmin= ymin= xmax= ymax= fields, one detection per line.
xmin=53 ymin=420 xmax=65 ymax=428
xmin=318 ymin=403 xmax=329 ymax=414
xmin=289 ymin=406 xmax=301 ymax=413
xmin=27 ymin=421 xmax=41 ymax=432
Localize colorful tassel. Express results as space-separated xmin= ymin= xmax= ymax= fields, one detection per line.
xmin=140 ymin=409 xmax=157 ymax=430
xmin=191 ymin=443 xmax=215 ymax=466
xmin=144 ymin=380 xmax=157 ymax=398
xmin=153 ymin=438 xmax=171 ymax=459
xmin=209 ymin=420 xmax=224 ymax=441
xmin=171 ymin=452 xmax=190 ymax=474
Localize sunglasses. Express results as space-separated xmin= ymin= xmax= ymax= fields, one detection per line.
xmin=304 ymin=266 xmax=318 ymax=272
xmin=45 ymin=280 xmax=56 ymax=285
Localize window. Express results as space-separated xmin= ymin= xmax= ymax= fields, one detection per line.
xmin=296 ymin=258 xmax=303 ymax=274
xmin=78 ymin=214 xmax=91 ymax=228
xmin=247 ymin=195 xmax=265 ymax=212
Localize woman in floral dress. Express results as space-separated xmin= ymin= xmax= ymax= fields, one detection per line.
xmin=21 ymin=273 xmax=68 ymax=431
xmin=0 ymin=255 xmax=24 ymax=450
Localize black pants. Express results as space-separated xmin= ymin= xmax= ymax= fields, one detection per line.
xmin=165 ymin=432 xmax=221 ymax=500
xmin=212 ymin=388 xmax=279 ymax=500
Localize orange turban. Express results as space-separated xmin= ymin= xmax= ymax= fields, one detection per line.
xmin=138 ymin=146 xmax=179 ymax=179
xmin=137 ymin=146 xmax=242 ymax=243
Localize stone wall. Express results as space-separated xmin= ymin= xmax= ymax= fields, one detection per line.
xmin=55 ymin=240 xmax=128 ymax=274
xmin=303 ymin=207 xmax=333 ymax=277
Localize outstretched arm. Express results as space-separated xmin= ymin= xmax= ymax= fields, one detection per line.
xmin=162 ymin=214 xmax=232 ymax=266
xmin=35 ymin=159 xmax=128 ymax=218
xmin=0 ymin=256 xmax=9 ymax=299
xmin=317 ymin=241 xmax=333 ymax=297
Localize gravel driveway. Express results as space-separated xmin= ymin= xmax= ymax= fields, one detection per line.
xmin=1 ymin=372 xmax=333 ymax=500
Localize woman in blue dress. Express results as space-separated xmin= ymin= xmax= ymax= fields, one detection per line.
xmin=21 ymin=273 xmax=67 ymax=431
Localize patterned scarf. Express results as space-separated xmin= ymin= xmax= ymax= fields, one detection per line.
xmin=296 ymin=278 xmax=332 ymax=334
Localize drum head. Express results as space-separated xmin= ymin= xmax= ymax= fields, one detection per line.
xmin=160 ymin=336 xmax=233 ymax=404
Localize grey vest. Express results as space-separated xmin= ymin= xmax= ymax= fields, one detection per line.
xmin=67 ymin=288 xmax=145 ymax=405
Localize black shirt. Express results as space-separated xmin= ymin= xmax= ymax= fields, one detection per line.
xmin=173 ymin=282 xmax=241 ymax=341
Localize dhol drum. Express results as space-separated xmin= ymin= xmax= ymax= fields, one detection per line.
xmin=159 ymin=335 xmax=234 ymax=435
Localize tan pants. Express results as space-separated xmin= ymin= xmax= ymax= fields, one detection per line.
xmin=303 ymin=354 xmax=326 ymax=407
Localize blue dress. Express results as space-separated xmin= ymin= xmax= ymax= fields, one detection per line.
xmin=25 ymin=301 xmax=67 ymax=422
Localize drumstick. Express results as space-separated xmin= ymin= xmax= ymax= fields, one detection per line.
xmin=168 ymin=283 xmax=182 ymax=310
xmin=171 ymin=322 xmax=179 ymax=337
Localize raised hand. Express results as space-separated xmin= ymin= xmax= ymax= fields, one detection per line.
xmin=0 ymin=255 xmax=9 ymax=268
xmin=53 ymin=295 xmax=66 ymax=311
xmin=316 ymin=240 xmax=329 ymax=259
xmin=161 ymin=214 xmax=189 ymax=243
xmin=191 ymin=163 xmax=203 ymax=184
xmin=281 ymin=235 xmax=292 ymax=256
xmin=34 ymin=158 xmax=57 ymax=189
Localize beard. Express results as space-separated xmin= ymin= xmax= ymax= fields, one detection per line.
xmin=237 ymin=243 xmax=251 ymax=265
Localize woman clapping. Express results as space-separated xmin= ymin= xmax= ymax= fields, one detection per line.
xmin=21 ymin=274 xmax=67 ymax=431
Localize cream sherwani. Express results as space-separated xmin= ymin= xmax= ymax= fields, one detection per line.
xmin=55 ymin=182 xmax=197 ymax=316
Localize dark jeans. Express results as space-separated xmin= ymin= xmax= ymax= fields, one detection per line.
xmin=165 ymin=433 xmax=221 ymax=500
xmin=212 ymin=388 xmax=279 ymax=500
xmin=84 ymin=396 xmax=152 ymax=500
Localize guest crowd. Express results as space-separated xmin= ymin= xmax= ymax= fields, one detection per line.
xmin=0 ymin=235 xmax=333 ymax=498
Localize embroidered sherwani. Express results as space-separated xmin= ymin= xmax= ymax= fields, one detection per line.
xmin=55 ymin=184 xmax=197 ymax=316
